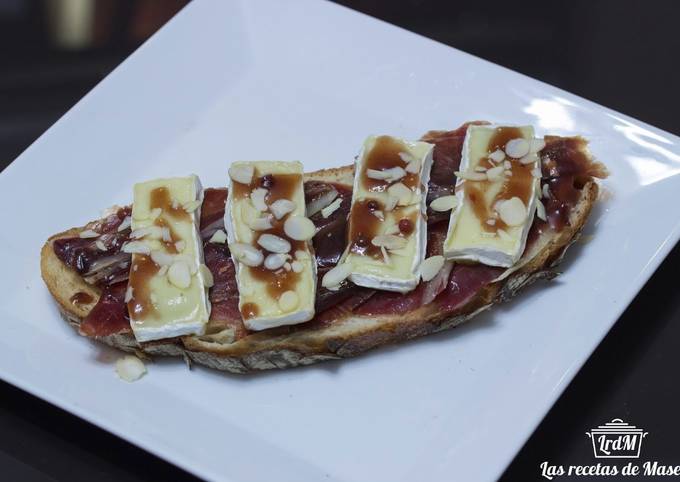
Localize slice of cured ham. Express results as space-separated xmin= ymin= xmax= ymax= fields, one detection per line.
xmin=55 ymin=125 xmax=604 ymax=340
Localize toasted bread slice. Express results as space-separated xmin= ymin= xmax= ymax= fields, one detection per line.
xmin=41 ymin=159 xmax=599 ymax=373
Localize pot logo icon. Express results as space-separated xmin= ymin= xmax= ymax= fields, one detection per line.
xmin=586 ymin=419 xmax=648 ymax=458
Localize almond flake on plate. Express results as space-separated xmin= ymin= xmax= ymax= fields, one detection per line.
xmin=115 ymin=355 xmax=147 ymax=382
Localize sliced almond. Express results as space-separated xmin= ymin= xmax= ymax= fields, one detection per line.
xmin=371 ymin=234 xmax=407 ymax=250
xmin=257 ymin=233 xmax=291 ymax=253
xmin=270 ymin=199 xmax=296 ymax=220
xmin=398 ymin=151 xmax=418 ymax=164
xmin=536 ymin=198 xmax=547 ymax=221
xmin=250 ymin=188 xmax=268 ymax=212
xmin=486 ymin=219 xmax=496 ymax=226
xmin=117 ymin=216 xmax=132 ymax=232
xmin=199 ymin=264 xmax=214 ymax=288
xmin=496 ymin=197 xmax=527 ymax=227
xmin=115 ymin=355 xmax=146 ymax=382
xmin=278 ymin=290 xmax=299 ymax=312
xmin=455 ymin=170 xmax=487 ymax=181
xmin=419 ymin=255 xmax=445 ymax=282
xmin=504 ymin=138 xmax=530 ymax=158
xmin=384 ymin=195 xmax=399 ymax=212
xmin=380 ymin=246 xmax=391 ymax=265
xmin=405 ymin=158 xmax=421 ymax=174
xmin=306 ymin=189 xmax=338 ymax=217
xmin=95 ymin=240 xmax=107 ymax=251
xmin=366 ymin=166 xmax=406 ymax=183
xmin=520 ymin=152 xmax=539 ymax=165
xmin=209 ymin=229 xmax=227 ymax=244
xmin=168 ymin=260 xmax=191 ymax=289
xmin=150 ymin=250 xmax=174 ymax=266
xmin=486 ymin=164 xmax=505 ymax=181
xmin=321 ymin=263 xmax=352 ymax=289
xmin=230 ymin=243 xmax=264 ymax=266
xmin=264 ymin=253 xmax=287 ymax=270
xmin=247 ymin=214 xmax=273 ymax=231
xmin=283 ymin=216 xmax=315 ymax=241
xmin=283 ymin=262 xmax=292 ymax=271
xmin=387 ymin=182 xmax=414 ymax=206
xmin=291 ymin=260 xmax=303 ymax=273
xmin=542 ymin=184 xmax=551 ymax=199
xmin=157 ymin=265 xmax=169 ymax=277
xmin=122 ymin=241 xmax=151 ymax=255
xmin=429 ymin=195 xmax=458 ymax=212
xmin=503 ymin=160 xmax=512 ymax=170
xmin=489 ymin=149 xmax=506 ymax=163
xmin=372 ymin=210 xmax=385 ymax=221
xmin=161 ymin=227 xmax=172 ymax=243
xmin=321 ymin=198 xmax=343 ymax=218
xmin=240 ymin=201 xmax=258 ymax=226
xmin=79 ymin=229 xmax=99 ymax=239
xmin=366 ymin=168 xmax=393 ymax=180
xmin=383 ymin=166 xmax=406 ymax=182
xmin=228 ymin=164 xmax=254 ymax=185
xmin=124 ymin=286 xmax=133 ymax=303
xmin=182 ymin=199 xmax=202 ymax=213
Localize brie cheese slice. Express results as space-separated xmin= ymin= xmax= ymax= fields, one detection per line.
xmin=443 ymin=125 xmax=541 ymax=267
xmin=336 ymin=135 xmax=434 ymax=293
xmin=125 ymin=175 xmax=211 ymax=342
xmin=225 ymin=161 xmax=316 ymax=331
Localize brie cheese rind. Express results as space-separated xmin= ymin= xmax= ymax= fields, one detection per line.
xmin=339 ymin=135 xmax=434 ymax=293
xmin=125 ymin=175 xmax=211 ymax=342
xmin=225 ymin=161 xmax=316 ymax=331
xmin=443 ymin=125 xmax=541 ymax=267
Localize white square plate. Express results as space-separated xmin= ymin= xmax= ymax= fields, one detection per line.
xmin=1 ymin=1 xmax=679 ymax=480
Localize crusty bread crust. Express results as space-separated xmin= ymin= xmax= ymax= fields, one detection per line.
xmin=40 ymin=162 xmax=599 ymax=373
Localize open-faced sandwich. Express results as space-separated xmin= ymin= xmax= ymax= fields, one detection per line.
xmin=40 ymin=122 xmax=608 ymax=373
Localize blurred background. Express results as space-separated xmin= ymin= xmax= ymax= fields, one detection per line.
xmin=1 ymin=0 xmax=679 ymax=481
xmin=0 ymin=0 xmax=187 ymax=165
xmin=1 ymin=0 xmax=678 ymax=171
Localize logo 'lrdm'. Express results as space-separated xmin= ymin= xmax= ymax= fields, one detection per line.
xmin=586 ymin=419 xmax=648 ymax=459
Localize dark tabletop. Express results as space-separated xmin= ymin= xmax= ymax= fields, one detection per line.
xmin=1 ymin=1 xmax=679 ymax=480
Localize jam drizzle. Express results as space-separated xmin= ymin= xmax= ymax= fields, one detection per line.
xmin=361 ymin=136 xmax=419 ymax=192
xmin=232 ymin=171 xmax=308 ymax=319
xmin=462 ymin=126 xmax=535 ymax=233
